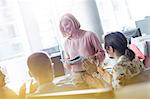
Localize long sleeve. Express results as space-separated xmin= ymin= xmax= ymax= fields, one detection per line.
xmin=90 ymin=33 xmax=105 ymax=64
xmin=97 ymin=66 xmax=112 ymax=85
xmin=63 ymin=42 xmax=72 ymax=70
xmin=112 ymin=65 xmax=127 ymax=89
xmin=111 ymin=55 xmax=145 ymax=89
xmin=62 ymin=31 xmax=105 ymax=72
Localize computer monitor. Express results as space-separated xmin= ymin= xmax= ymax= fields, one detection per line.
xmin=42 ymin=46 xmax=60 ymax=56
xmin=122 ymin=28 xmax=142 ymax=44
xmin=135 ymin=16 xmax=150 ymax=35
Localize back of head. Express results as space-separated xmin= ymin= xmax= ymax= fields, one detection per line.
xmin=27 ymin=52 xmax=53 ymax=81
xmin=104 ymin=32 xmax=135 ymax=61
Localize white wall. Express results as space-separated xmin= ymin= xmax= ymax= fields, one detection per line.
xmin=52 ymin=0 xmax=104 ymax=41
xmin=18 ymin=1 xmax=43 ymax=52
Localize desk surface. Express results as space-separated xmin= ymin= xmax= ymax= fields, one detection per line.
xmin=26 ymin=88 xmax=113 ymax=99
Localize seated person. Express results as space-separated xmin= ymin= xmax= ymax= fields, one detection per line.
xmin=27 ymin=52 xmax=54 ymax=93
xmin=97 ymin=32 xmax=145 ymax=89
xmin=0 ymin=69 xmax=18 ymax=99
xmin=20 ymin=52 xmax=78 ymax=97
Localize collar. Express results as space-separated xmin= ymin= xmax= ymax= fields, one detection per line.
xmin=117 ymin=55 xmax=127 ymax=63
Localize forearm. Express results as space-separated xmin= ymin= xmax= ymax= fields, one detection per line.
xmin=97 ymin=66 xmax=112 ymax=85
xmin=95 ymin=50 xmax=105 ymax=64
xmin=88 ymin=50 xmax=105 ymax=66
xmin=63 ymin=63 xmax=72 ymax=71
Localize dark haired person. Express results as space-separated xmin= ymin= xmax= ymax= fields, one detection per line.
xmin=19 ymin=52 xmax=79 ymax=99
xmin=26 ymin=52 xmax=78 ymax=93
xmin=99 ymin=32 xmax=145 ymax=89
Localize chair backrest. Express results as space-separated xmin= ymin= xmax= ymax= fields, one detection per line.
xmin=129 ymin=44 xmax=145 ymax=60
xmin=130 ymin=36 xmax=150 ymax=68
xmin=144 ymin=41 xmax=150 ymax=68
xmin=145 ymin=41 xmax=150 ymax=57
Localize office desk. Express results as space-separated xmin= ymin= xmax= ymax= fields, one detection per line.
xmin=26 ymin=88 xmax=113 ymax=99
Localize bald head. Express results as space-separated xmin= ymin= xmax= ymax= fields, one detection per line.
xmin=27 ymin=52 xmax=53 ymax=81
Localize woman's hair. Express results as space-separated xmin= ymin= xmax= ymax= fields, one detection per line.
xmin=104 ymin=32 xmax=135 ymax=61
xmin=59 ymin=13 xmax=80 ymax=34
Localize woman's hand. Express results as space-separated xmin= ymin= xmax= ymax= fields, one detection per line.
xmin=19 ymin=79 xmax=37 ymax=98
xmin=63 ymin=62 xmax=72 ymax=70
xmin=29 ymin=80 xmax=38 ymax=93
xmin=97 ymin=66 xmax=112 ymax=85
xmin=87 ymin=55 xmax=97 ymax=64
xmin=97 ymin=66 xmax=105 ymax=76
xmin=83 ymin=58 xmax=97 ymax=75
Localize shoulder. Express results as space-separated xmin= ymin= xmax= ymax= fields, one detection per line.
xmin=84 ymin=31 xmax=97 ymax=37
xmin=84 ymin=31 xmax=98 ymax=41
xmin=113 ymin=56 xmax=145 ymax=74
xmin=118 ymin=55 xmax=144 ymax=70
xmin=116 ymin=56 xmax=130 ymax=67
xmin=113 ymin=56 xmax=129 ymax=72
xmin=131 ymin=57 xmax=145 ymax=70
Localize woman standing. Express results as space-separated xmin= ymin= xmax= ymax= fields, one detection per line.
xmin=59 ymin=13 xmax=105 ymax=88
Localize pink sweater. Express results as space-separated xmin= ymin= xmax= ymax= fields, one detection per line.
xmin=60 ymin=13 xmax=105 ymax=72
xmin=64 ymin=31 xmax=105 ymax=72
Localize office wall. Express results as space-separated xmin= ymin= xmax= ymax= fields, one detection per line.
xmin=53 ymin=0 xmax=104 ymax=42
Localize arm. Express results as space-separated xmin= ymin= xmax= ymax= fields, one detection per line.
xmin=63 ymin=43 xmax=72 ymax=70
xmin=19 ymin=80 xmax=37 ymax=98
xmin=19 ymin=83 xmax=26 ymax=99
xmin=97 ymin=66 xmax=112 ymax=85
xmin=90 ymin=33 xmax=105 ymax=64
xmin=112 ymin=65 xmax=127 ymax=89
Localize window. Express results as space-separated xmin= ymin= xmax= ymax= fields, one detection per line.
xmin=95 ymin=0 xmax=149 ymax=33
xmin=31 ymin=0 xmax=60 ymax=49
xmin=0 ymin=0 xmax=29 ymax=61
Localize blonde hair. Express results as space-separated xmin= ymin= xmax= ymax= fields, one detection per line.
xmin=59 ymin=13 xmax=80 ymax=34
